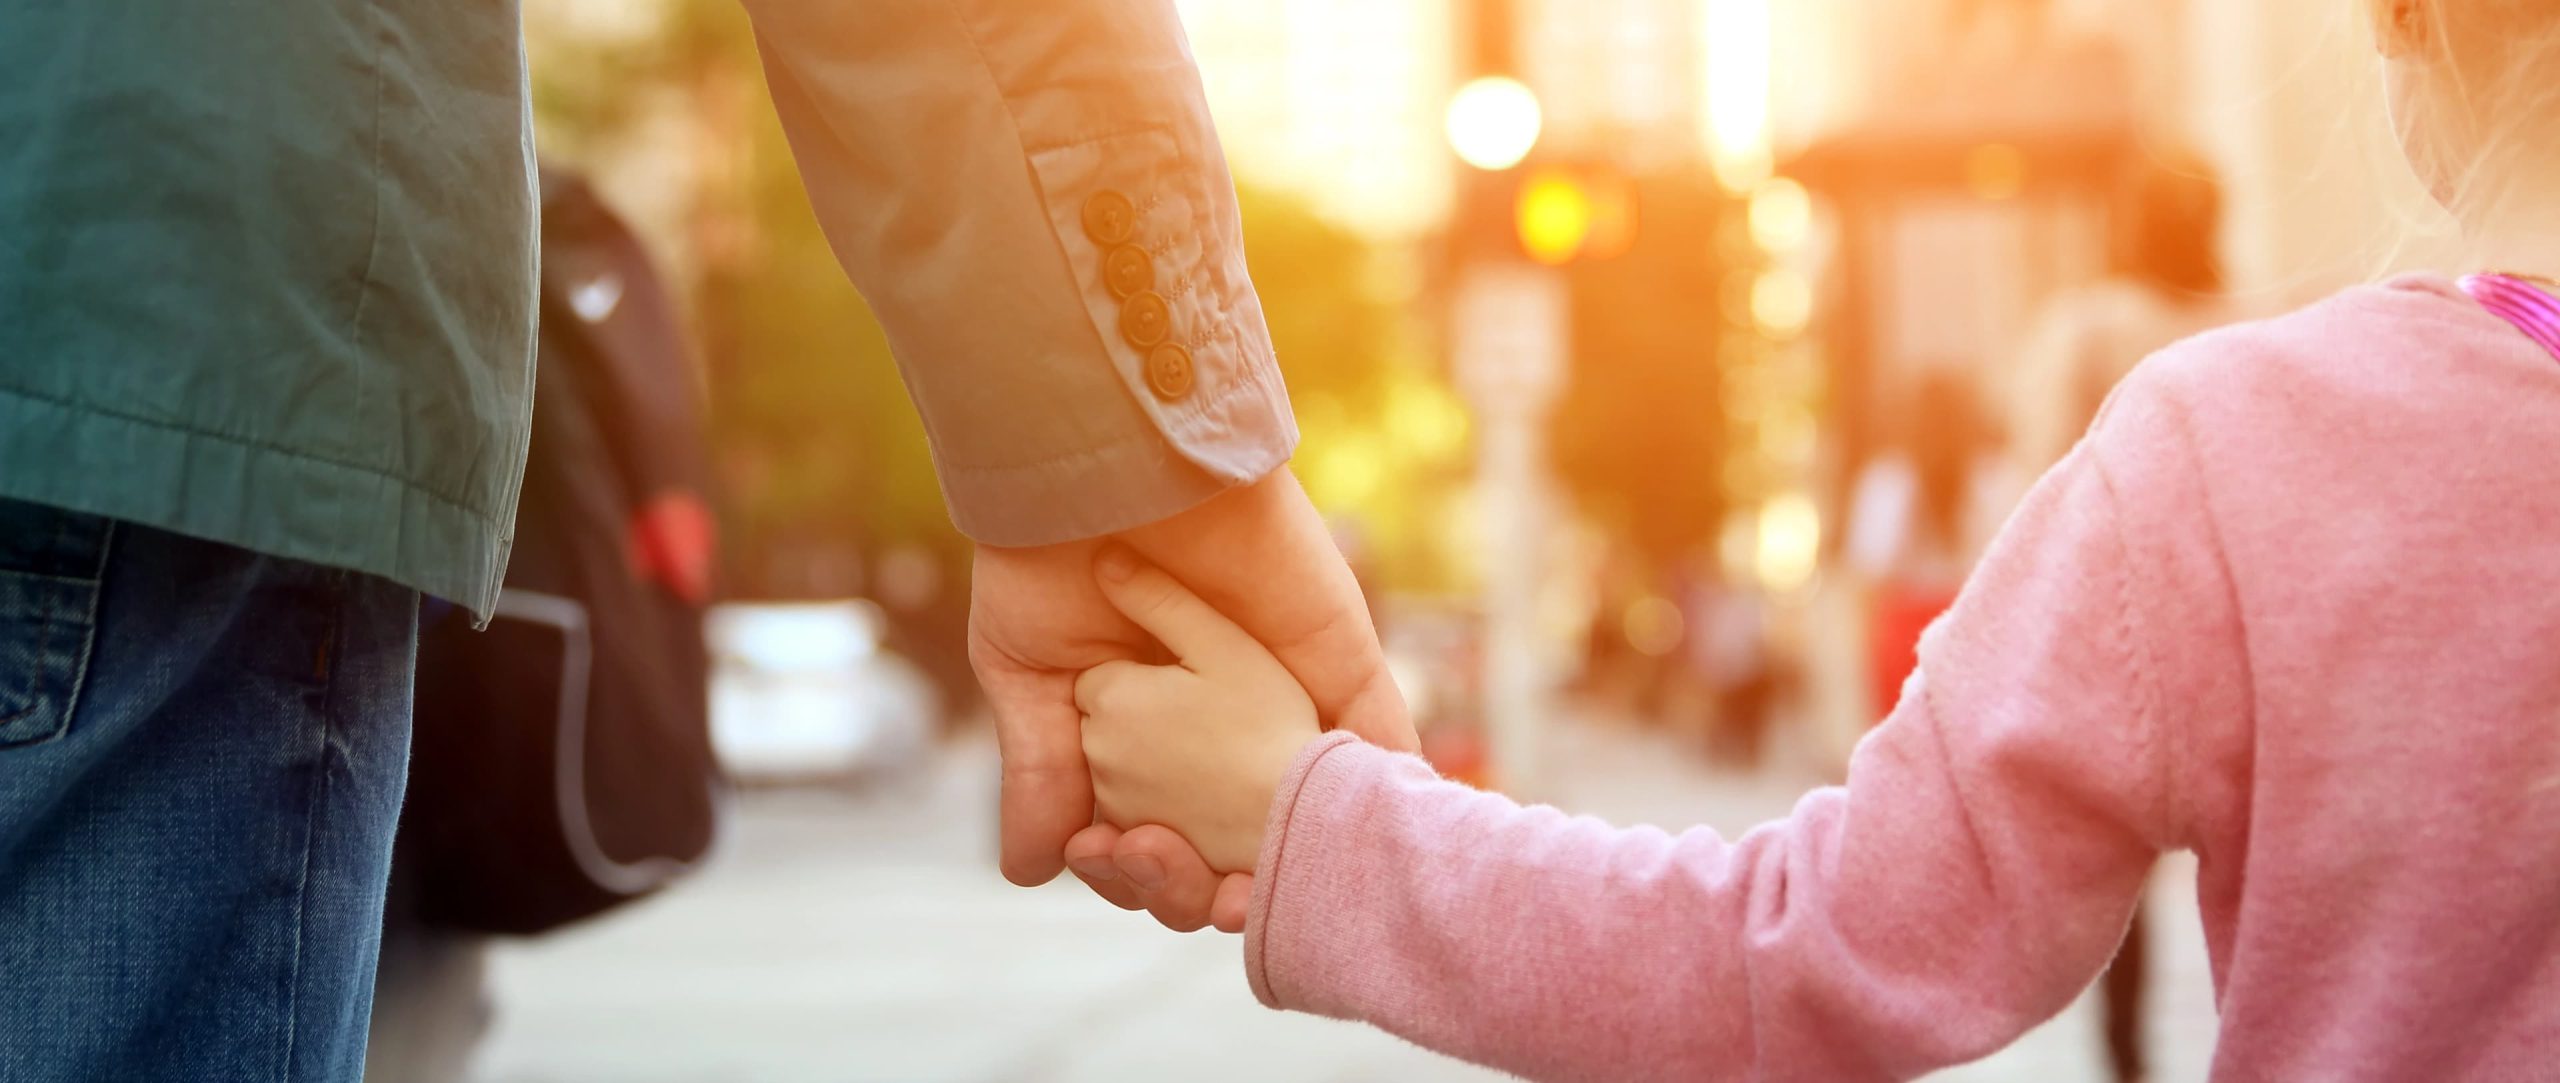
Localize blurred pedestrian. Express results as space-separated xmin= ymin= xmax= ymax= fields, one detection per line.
xmin=1057 ymin=2 xmax=2560 ymax=1079
xmin=1687 ymin=567 xmax=1778 ymax=766
xmin=2012 ymin=148 xmax=2239 ymax=472
xmin=2012 ymin=145 xmax=2235 ymax=1083
xmin=1843 ymin=369 xmax=2010 ymax=723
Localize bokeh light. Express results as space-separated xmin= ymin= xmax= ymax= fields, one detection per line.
xmin=1515 ymin=170 xmax=1595 ymax=265
xmin=1753 ymin=492 xmax=1822 ymax=594
xmin=1444 ymin=76 xmax=1543 ymax=172
xmin=1750 ymin=269 xmax=1814 ymax=337
xmin=1747 ymin=177 xmax=1812 ymax=253
xmin=1384 ymin=379 xmax=1470 ymax=461
xmin=1703 ymin=0 xmax=1773 ymax=190
xmin=1621 ymin=596 xmax=1686 ymax=658
xmin=1305 ymin=433 xmax=1387 ymax=509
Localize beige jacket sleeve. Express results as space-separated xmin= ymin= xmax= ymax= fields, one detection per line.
xmin=740 ymin=0 xmax=1297 ymax=546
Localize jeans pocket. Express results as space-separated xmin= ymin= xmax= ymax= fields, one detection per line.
xmin=0 ymin=500 xmax=114 ymax=748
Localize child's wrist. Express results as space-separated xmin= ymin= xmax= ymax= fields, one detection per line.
xmin=1235 ymin=729 xmax=1326 ymax=859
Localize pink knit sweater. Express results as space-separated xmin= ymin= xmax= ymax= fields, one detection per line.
xmin=1243 ymin=275 xmax=2560 ymax=1081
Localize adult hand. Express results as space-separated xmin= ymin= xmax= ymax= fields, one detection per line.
xmin=970 ymin=469 xmax=1414 ymax=930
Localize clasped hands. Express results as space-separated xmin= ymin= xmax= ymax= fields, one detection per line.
xmin=968 ymin=470 xmax=1413 ymax=932
xmin=1075 ymin=546 xmax=1324 ymax=875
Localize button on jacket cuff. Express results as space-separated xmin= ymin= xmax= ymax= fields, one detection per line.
xmin=1032 ymin=126 xmax=1293 ymax=505
xmin=744 ymin=0 xmax=1297 ymax=546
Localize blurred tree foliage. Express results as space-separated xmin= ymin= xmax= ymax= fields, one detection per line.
xmin=528 ymin=0 xmax=918 ymax=600
xmin=525 ymin=0 xmax=1470 ymax=603
xmin=1239 ymin=193 xmax=1474 ymax=599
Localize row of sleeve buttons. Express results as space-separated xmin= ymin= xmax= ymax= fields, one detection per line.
xmin=1082 ymin=190 xmax=1192 ymax=402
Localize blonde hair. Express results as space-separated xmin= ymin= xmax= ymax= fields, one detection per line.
xmin=2398 ymin=0 xmax=2560 ymax=256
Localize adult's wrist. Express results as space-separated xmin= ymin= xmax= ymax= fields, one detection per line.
xmin=1117 ymin=467 xmax=1317 ymax=571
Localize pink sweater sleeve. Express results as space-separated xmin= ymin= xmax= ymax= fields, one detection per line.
xmin=1244 ymin=439 xmax=2196 ymax=1081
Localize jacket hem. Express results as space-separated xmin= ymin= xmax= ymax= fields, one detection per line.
xmin=0 ymin=386 xmax=509 ymax=616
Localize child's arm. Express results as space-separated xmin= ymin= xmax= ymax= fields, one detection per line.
xmin=1079 ymin=399 xmax=2220 ymax=1081
xmin=1261 ymin=443 xmax=2210 ymax=1081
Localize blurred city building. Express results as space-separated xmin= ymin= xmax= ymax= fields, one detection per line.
xmin=512 ymin=0 xmax=2456 ymax=777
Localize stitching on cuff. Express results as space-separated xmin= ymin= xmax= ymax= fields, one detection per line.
xmin=1248 ymin=731 xmax=1361 ymax=1008
xmin=1021 ymin=124 xmax=1177 ymax=156
xmin=935 ymin=373 xmax=1273 ymax=478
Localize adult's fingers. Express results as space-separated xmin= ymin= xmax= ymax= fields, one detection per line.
xmin=1113 ymin=823 xmax=1224 ymax=933
xmin=1125 ymin=471 xmax=1416 ymax=752
xmin=1065 ymin=823 xmax=1149 ymax=911
xmin=1092 ymin=545 xmax=1268 ymax=672
xmin=971 ymin=643 xmax=1093 ymax=887
xmin=1332 ymin=673 xmax=1420 ymax=753
xmin=1073 ymin=866 xmax=1149 ymax=912
xmin=1210 ymin=872 xmax=1253 ymax=934
xmin=1065 ymin=822 xmax=1125 ymax=883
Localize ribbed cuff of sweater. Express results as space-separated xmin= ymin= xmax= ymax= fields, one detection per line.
xmin=1243 ymin=729 xmax=1386 ymax=1010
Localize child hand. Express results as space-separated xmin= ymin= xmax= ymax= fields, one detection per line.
xmin=1075 ymin=547 xmax=1323 ymax=874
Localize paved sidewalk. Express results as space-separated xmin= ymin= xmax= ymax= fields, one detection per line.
xmin=475 ymin=720 xmax=2216 ymax=1082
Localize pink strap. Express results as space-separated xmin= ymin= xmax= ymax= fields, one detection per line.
xmin=2457 ymin=273 xmax=2560 ymax=363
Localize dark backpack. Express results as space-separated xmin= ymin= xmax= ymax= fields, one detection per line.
xmin=401 ymin=170 xmax=723 ymax=935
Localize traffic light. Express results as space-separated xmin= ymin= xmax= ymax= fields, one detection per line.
xmin=1433 ymin=0 xmax=1760 ymax=567
xmin=1513 ymin=167 xmax=1635 ymax=266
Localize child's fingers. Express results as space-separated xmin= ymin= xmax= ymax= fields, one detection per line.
xmin=1091 ymin=545 xmax=1271 ymax=674
xmin=1072 ymin=659 xmax=1166 ymax=719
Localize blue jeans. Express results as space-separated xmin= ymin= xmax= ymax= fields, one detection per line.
xmin=0 ymin=499 xmax=417 ymax=1081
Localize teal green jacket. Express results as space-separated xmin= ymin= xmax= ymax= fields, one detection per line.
xmin=1 ymin=0 xmax=537 ymax=611
xmin=1 ymin=0 xmax=1293 ymax=616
